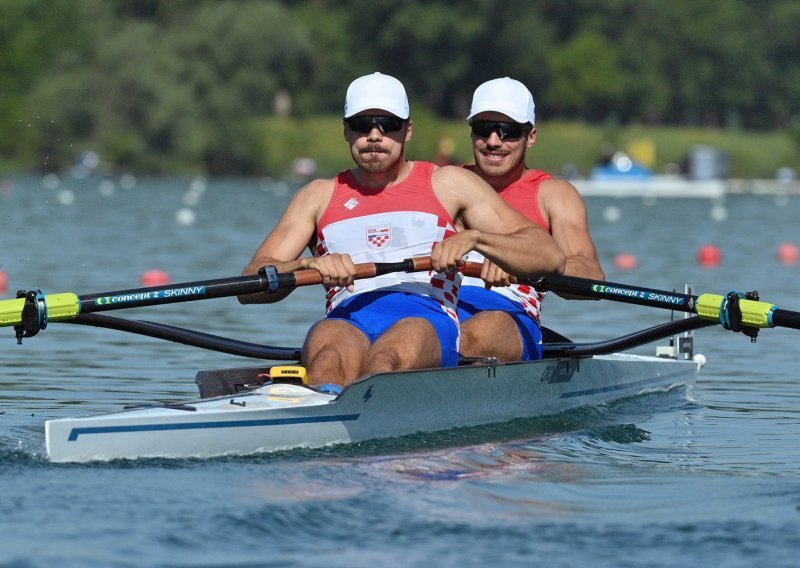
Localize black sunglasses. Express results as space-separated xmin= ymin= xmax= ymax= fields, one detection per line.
xmin=469 ymin=120 xmax=531 ymax=141
xmin=345 ymin=115 xmax=406 ymax=134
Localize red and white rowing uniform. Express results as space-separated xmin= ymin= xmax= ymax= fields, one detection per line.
xmin=461 ymin=167 xmax=550 ymax=323
xmin=315 ymin=161 xmax=460 ymax=323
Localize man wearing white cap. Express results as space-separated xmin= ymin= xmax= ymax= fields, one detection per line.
xmin=458 ymin=77 xmax=605 ymax=362
xmin=241 ymin=72 xmax=565 ymax=386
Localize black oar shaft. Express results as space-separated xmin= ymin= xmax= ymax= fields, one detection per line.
xmin=79 ymin=274 xmax=271 ymax=313
xmin=771 ymin=309 xmax=800 ymax=331
xmin=460 ymin=263 xmax=698 ymax=313
xmin=533 ymin=274 xmax=698 ymax=313
xmin=78 ymin=258 xmax=430 ymax=314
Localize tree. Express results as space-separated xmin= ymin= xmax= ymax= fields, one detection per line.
xmin=544 ymin=33 xmax=628 ymax=121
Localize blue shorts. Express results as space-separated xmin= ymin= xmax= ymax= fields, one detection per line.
xmin=457 ymin=286 xmax=543 ymax=360
xmin=325 ymin=291 xmax=460 ymax=367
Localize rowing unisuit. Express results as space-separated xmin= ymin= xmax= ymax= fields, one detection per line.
xmin=315 ymin=161 xmax=460 ymax=316
xmin=461 ymin=167 xmax=552 ymax=322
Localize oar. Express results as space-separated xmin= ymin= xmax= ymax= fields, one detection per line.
xmin=541 ymin=316 xmax=714 ymax=357
xmin=463 ymin=266 xmax=800 ymax=340
xmin=1 ymin=257 xmax=434 ymax=342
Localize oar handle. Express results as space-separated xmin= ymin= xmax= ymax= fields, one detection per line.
xmin=291 ymin=257 xmax=433 ymax=287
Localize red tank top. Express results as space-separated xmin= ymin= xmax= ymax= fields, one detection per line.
xmin=315 ymin=161 xmax=460 ymax=315
xmin=461 ymin=167 xmax=553 ymax=322
xmin=464 ymin=166 xmax=551 ymax=231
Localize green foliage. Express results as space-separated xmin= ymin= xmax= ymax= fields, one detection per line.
xmin=2 ymin=0 xmax=799 ymax=176
xmin=545 ymin=33 xmax=627 ymax=120
xmin=254 ymin=115 xmax=349 ymax=177
xmin=253 ymin=114 xmax=796 ymax=181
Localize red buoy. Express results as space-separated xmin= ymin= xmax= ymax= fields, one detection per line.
xmin=139 ymin=269 xmax=170 ymax=287
xmin=0 ymin=269 xmax=7 ymax=294
xmin=614 ymin=253 xmax=638 ymax=270
xmin=697 ymin=245 xmax=721 ymax=267
xmin=777 ymin=242 xmax=799 ymax=265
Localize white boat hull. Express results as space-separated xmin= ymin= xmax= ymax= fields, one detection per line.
xmin=45 ymin=354 xmax=698 ymax=463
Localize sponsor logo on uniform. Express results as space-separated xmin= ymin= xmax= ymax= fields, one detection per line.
xmin=366 ymin=224 xmax=391 ymax=249
xmin=344 ymin=197 xmax=359 ymax=210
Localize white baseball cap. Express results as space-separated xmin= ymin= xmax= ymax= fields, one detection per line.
xmin=343 ymin=72 xmax=410 ymax=119
xmin=467 ymin=77 xmax=536 ymax=125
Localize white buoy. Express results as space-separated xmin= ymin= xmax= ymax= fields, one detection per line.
xmin=175 ymin=207 xmax=196 ymax=225
xmin=189 ymin=177 xmax=208 ymax=194
xmin=603 ymin=205 xmax=622 ymax=223
xmin=98 ymin=179 xmax=115 ymax=196
xmin=42 ymin=173 xmax=60 ymax=190
xmin=56 ymin=189 xmax=75 ymax=206
xmin=710 ymin=204 xmax=728 ymax=221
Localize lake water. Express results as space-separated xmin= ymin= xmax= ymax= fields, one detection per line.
xmin=1 ymin=174 xmax=799 ymax=567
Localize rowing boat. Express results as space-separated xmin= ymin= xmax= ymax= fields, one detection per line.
xmin=45 ymin=350 xmax=700 ymax=463
xmin=4 ymin=257 xmax=799 ymax=463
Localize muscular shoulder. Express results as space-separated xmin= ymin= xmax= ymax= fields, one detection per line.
xmin=431 ymin=165 xmax=495 ymax=220
xmin=432 ymin=164 xmax=491 ymax=199
xmin=297 ymin=177 xmax=335 ymax=200
xmin=539 ymin=177 xmax=589 ymax=220
xmin=287 ymin=178 xmax=335 ymax=218
xmin=539 ymin=177 xmax=585 ymax=203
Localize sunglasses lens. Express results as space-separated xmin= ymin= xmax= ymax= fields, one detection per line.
xmin=469 ymin=122 xmax=494 ymax=138
xmin=470 ymin=121 xmax=527 ymax=140
xmin=346 ymin=116 xmax=405 ymax=133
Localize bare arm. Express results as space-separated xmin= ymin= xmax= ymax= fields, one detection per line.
xmin=540 ymin=179 xmax=605 ymax=280
xmin=539 ymin=178 xmax=605 ymax=299
xmin=239 ymin=179 xmax=357 ymax=304
xmin=432 ymin=166 xmax=565 ymax=277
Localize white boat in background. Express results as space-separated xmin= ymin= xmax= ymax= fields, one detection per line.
xmin=572 ymin=176 xmax=800 ymax=199
xmin=573 ymin=146 xmax=800 ymax=198
xmin=45 ymin=351 xmax=702 ymax=463
xmin=573 ymin=176 xmax=727 ymax=199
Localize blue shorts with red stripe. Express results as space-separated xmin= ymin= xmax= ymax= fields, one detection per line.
xmin=325 ymin=291 xmax=460 ymax=367
xmin=457 ymin=286 xmax=543 ymax=360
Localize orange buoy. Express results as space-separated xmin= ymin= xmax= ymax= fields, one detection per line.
xmin=139 ymin=269 xmax=170 ymax=286
xmin=614 ymin=253 xmax=638 ymax=270
xmin=697 ymin=245 xmax=721 ymax=267
xmin=0 ymin=269 xmax=7 ymax=294
xmin=777 ymin=242 xmax=799 ymax=265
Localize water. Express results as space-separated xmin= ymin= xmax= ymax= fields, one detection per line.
xmin=2 ymin=174 xmax=800 ymax=567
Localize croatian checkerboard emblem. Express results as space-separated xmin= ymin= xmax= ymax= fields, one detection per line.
xmin=366 ymin=224 xmax=391 ymax=249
